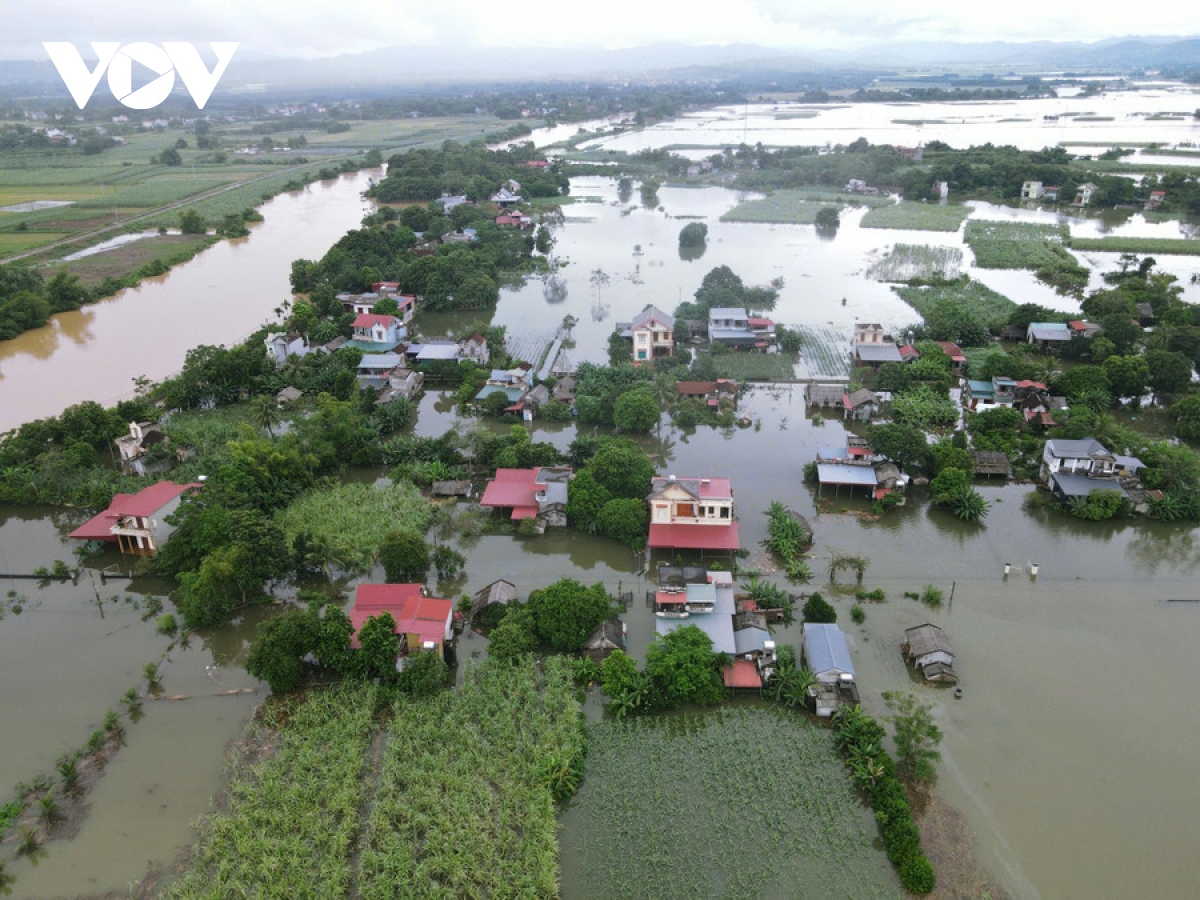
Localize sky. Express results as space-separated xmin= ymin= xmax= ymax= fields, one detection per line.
xmin=3 ymin=0 xmax=1194 ymax=60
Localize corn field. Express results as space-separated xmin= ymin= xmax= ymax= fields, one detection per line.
xmin=561 ymin=706 xmax=900 ymax=899
xmin=167 ymin=659 xmax=583 ymax=898
xmin=166 ymin=683 xmax=380 ymax=899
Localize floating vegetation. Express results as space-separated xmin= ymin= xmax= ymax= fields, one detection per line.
xmin=866 ymin=244 xmax=963 ymax=282
xmin=563 ymin=706 xmax=899 ymax=899
xmin=860 ymin=202 xmax=969 ymax=232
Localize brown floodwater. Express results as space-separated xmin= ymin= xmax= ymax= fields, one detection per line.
xmin=3 ymin=105 xmax=1200 ymax=897
xmin=0 ymin=168 xmax=381 ymax=434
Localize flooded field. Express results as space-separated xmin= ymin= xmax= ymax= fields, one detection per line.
xmin=3 ymin=96 xmax=1200 ymax=897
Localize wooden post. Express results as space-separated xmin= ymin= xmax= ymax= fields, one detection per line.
xmin=949 ymin=581 xmax=956 ymax=610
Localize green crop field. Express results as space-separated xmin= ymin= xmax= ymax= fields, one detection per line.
xmin=562 ymin=706 xmax=899 ymax=899
xmin=1068 ymin=236 xmax=1200 ymax=256
xmin=708 ymin=351 xmax=799 ymax=381
xmin=860 ymin=201 xmax=969 ymax=232
xmin=722 ymin=189 xmax=891 ymax=224
xmin=894 ymin=279 xmax=1016 ymax=331
xmin=74 ymin=177 xmax=233 ymax=209
xmin=964 ymin=220 xmax=1068 ymax=268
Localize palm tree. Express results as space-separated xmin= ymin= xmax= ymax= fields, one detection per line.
xmin=249 ymin=395 xmax=282 ymax=438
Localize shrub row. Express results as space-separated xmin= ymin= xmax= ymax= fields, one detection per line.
xmin=831 ymin=706 xmax=936 ymax=894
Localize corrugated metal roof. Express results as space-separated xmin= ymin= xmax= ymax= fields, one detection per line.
xmin=804 ymin=623 xmax=855 ymax=677
xmin=817 ymin=464 xmax=878 ymax=487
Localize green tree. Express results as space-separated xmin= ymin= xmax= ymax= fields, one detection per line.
xmin=595 ymin=498 xmax=649 ymax=550
xmin=486 ymin=604 xmax=538 ymax=662
xmin=678 ymin=222 xmax=708 ymax=247
xmin=565 ymin=470 xmax=613 ymax=534
xmin=246 ymin=608 xmax=318 ymax=692
xmin=157 ymin=146 xmax=182 ymax=166
xmin=613 ymin=388 xmax=660 ymax=433
xmin=378 ymin=530 xmax=430 ymax=582
xmin=1103 ymin=355 xmax=1149 ymax=401
xmin=882 ymin=690 xmax=943 ymax=783
xmin=355 ymin=612 xmax=400 ymax=681
xmin=587 ymin=438 xmax=655 ymax=499
xmin=866 ymin=423 xmax=930 ymax=471
xmin=1145 ymin=349 xmax=1194 ymax=400
xmin=1171 ymin=394 xmax=1200 ymax=441
xmin=397 ymin=649 xmax=448 ymax=697
xmin=815 ymin=206 xmax=840 ymax=229
xmin=526 ymin=579 xmax=612 ymax=652
xmin=249 ymin=395 xmax=282 ymax=437
xmin=802 ymin=592 xmax=837 ymax=623
xmin=178 ymin=209 xmax=206 ymax=234
xmin=316 ymin=605 xmax=355 ymax=674
xmin=929 ymin=467 xmax=970 ymax=505
xmin=643 ymin=625 xmax=724 ymax=709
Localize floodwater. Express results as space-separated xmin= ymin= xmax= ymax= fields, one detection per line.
xmin=0 ymin=507 xmax=264 ymax=896
xmin=0 ymin=168 xmax=381 ymax=434
xmin=2 ymin=99 xmax=1200 ymax=897
xmin=579 ymin=84 xmax=1200 ymax=155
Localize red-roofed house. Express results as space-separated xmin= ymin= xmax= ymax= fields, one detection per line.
xmin=646 ymin=475 xmax=740 ymax=552
xmin=479 ymin=467 xmax=572 ymax=524
xmin=723 ymin=658 xmax=763 ymax=689
xmin=935 ymin=341 xmax=967 ymax=376
xmin=69 ymin=481 xmax=201 ymax=556
xmin=495 ymin=210 xmax=534 ymax=228
xmin=352 ymin=314 xmax=405 ymax=345
xmin=349 ymin=583 xmax=454 ymax=656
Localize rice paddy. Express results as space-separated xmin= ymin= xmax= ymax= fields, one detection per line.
xmin=865 ymin=244 xmax=964 ymax=282
xmin=560 ymin=705 xmax=900 ymax=899
xmin=860 ymin=202 xmax=970 ymax=232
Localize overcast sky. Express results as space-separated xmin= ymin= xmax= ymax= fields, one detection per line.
xmin=5 ymin=0 xmax=1194 ymax=60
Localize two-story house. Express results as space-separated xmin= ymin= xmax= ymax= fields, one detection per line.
xmin=1041 ymin=437 xmax=1130 ymax=503
xmin=627 ymin=305 xmax=675 ymax=363
xmin=69 ymin=482 xmax=201 ymax=556
xmin=708 ymin=307 xmax=756 ymax=348
xmin=646 ymin=475 xmax=740 ymax=552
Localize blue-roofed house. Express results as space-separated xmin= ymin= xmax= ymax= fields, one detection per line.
xmin=803 ymin=623 xmax=859 ymax=716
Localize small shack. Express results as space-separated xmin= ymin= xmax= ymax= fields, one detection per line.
xmin=902 ymin=623 xmax=957 ymax=684
xmin=470 ymin=579 xmax=517 ymax=622
xmin=970 ymin=450 xmax=1012 ymax=479
xmin=583 ymin=617 xmax=626 ymax=663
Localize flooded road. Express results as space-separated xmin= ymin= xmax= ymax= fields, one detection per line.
xmin=0 ymin=169 xmax=380 ymax=434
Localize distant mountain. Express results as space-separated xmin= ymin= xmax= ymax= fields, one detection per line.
xmin=2 ymin=37 xmax=1199 ymax=94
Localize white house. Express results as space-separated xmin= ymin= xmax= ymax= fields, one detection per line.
xmin=626 ymin=305 xmax=675 ymax=363
xmin=351 ymin=314 xmax=406 ymax=347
